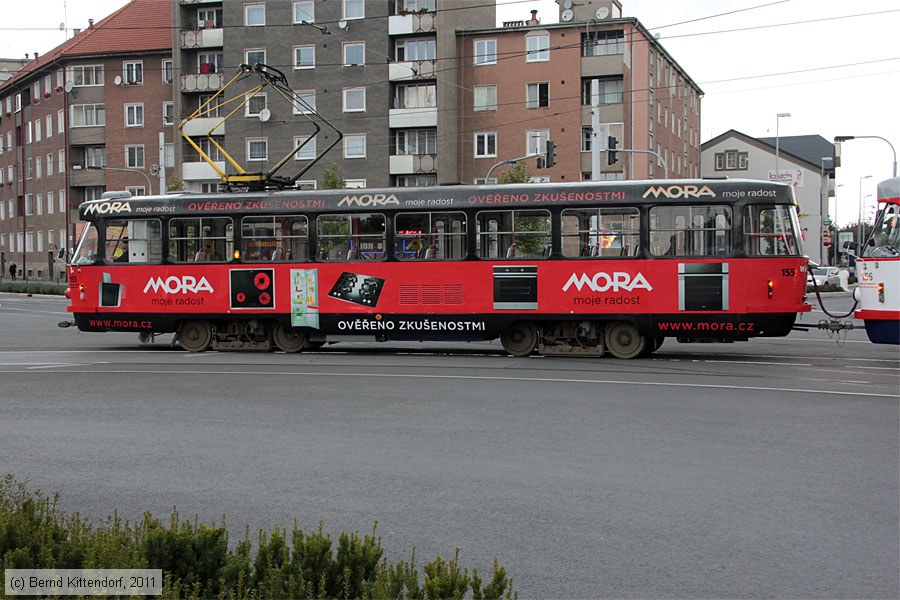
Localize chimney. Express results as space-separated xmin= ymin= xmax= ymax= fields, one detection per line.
xmin=88 ymin=19 xmax=94 ymax=28
xmin=34 ymin=52 xmax=39 ymax=59
xmin=73 ymin=28 xmax=81 ymax=35
xmin=528 ymin=9 xmax=540 ymax=25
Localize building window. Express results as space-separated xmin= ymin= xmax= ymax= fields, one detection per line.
xmin=293 ymin=0 xmax=314 ymax=23
xmin=583 ymin=30 xmax=624 ymax=56
xmin=67 ymin=65 xmax=104 ymax=86
xmin=199 ymin=94 xmax=223 ymax=117
xmin=58 ymin=110 xmax=64 ymax=133
xmin=342 ymin=87 xmax=366 ymax=112
xmin=475 ymin=132 xmax=497 ymax=158
xmin=70 ymin=104 xmax=105 ymax=127
xmin=343 ymin=42 xmax=365 ymax=66
xmin=126 ymin=145 xmax=145 ymax=169
xmin=123 ymin=61 xmax=143 ymax=85
xmin=245 ymin=3 xmax=265 ymax=26
xmin=198 ymin=53 xmax=223 ymax=73
xmin=394 ymin=175 xmax=437 ymax=187
xmin=343 ymin=0 xmax=364 ymax=19
xmin=198 ymin=138 xmax=225 ymax=162
xmin=245 ymin=48 xmax=266 ymax=66
xmin=526 ymin=83 xmax=549 ymax=109
xmin=581 ymin=77 xmax=624 ymax=105
xmin=395 ymin=38 xmax=436 ymax=61
xmin=163 ymin=102 xmax=174 ymax=125
xmin=714 ymin=150 xmax=749 ymax=171
xmin=293 ymin=90 xmax=316 ymax=114
xmin=294 ymin=45 xmax=315 ymax=69
xmin=125 ymin=103 xmax=144 ymax=127
xmin=245 ymin=93 xmax=267 ymax=117
xmin=392 ymin=129 xmax=436 ymax=155
xmin=46 ymin=114 xmax=53 ymax=137
xmin=197 ymin=8 xmax=221 ymax=27
xmin=344 ymin=134 xmax=367 ymax=158
xmin=526 ymin=34 xmax=550 ymax=62
xmin=474 ymin=85 xmax=497 ymax=111
xmin=247 ymin=138 xmax=268 ymax=161
xmin=162 ymin=59 xmax=173 ymax=83
xmin=294 ymin=135 xmax=317 ymax=160
xmin=393 ymin=83 xmax=435 ymax=108
xmin=527 ymin=130 xmax=549 ymax=156
xmin=582 ymin=127 xmax=593 ymax=152
xmin=474 ymin=39 xmax=496 ymax=65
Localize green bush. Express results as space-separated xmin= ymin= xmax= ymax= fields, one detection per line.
xmin=0 ymin=476 xmax=516 ymax=599
xmin=0 ymin=282 xmax=66 ymax=295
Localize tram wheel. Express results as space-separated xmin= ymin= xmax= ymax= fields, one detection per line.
xmin=178 ymin=320 xmax=212 ymax=352
xmin=272 ymin=326 xmax=307 ymax=353
xmin=501 ymin=321 xmax=539 ymax=357
xmin=604 ymin=321 xmax=646 ymax=359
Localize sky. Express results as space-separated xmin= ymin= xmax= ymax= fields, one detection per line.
xmin=1 ymin=0 xmax=897 ymax=226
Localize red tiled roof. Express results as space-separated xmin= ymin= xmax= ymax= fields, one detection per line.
xmin=3 ymin=0 xmax=171 ymax=89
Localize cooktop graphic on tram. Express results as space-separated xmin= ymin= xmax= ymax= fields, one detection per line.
xmin=328 ymin=272 xmax=385 ymax=307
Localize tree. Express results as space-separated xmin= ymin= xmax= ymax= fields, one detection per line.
xmin=166 ymin=177 xmax=186 ymax=192
xmin=322 ymin=165 xmax=346 ymax=189
xmin=498 ymin=162 xmax=531 ymax=184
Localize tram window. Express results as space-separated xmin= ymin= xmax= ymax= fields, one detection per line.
xmin=73 ymin=223 xmax=99 ymax=265
xmin=650 ymin=205 xmax=731 ymax=257
xmin=169 ymin=217 xmax=233 ymax=263
xmin=104 ymin=219 xmax=162 ymax=264
xmin=394 ymin=212 xmax=466 ymax=260
xmin=316 ymin=213 xmax=385 ymax=261
xmin=241 ymin=215 xmax=309 ymax=262
xmin=476 ymin=209 xmax=551 ymax=259
xmin=561 ymin=207 xmax=640 ymax=258
xmin=743 ymin=205 xmax=800 ymax=256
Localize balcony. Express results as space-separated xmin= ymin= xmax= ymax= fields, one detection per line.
xmin=180 ymin=117 xmax=226 ymax=137
xmin=182 ymin=161 xmax=225 ymax=181
xmin=181 ymin=72 xmax=224 ymax=93
xmin=388 ymin=12 xmax=436 ymax=35
xmin=390 ymin=154 xmax=437 ymax=175
xmin=389 ymin=60 xmax=436 ymax=81
xmin=180 ymin=27 xmax=223 ymax=49
xmin=389 ymin=107 xmax=437 ymax=128
xmin=179 ymin=0 xmax=221 ymax=4
xmin=69 ymin=166 xmax=106 ymax=188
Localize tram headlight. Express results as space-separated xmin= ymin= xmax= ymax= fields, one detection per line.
xmin=767 ymin=279 xmax=774 ymax=299
xmin=877 ymin=282 xmax=885 ymax=303
xmin=79 ymin=283 xmax=85 ymax=301
xmin=233 ymin=249 xmax=241 ymax=260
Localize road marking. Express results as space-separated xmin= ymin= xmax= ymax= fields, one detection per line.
xmin=15 ymin=368 xmax=898 ymax=399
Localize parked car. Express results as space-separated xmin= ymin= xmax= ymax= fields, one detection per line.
xmin=807 ymin=266 xmax=842 ymax=291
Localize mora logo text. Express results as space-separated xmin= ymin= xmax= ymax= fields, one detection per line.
xmin=642 ymin=185 xmax=715 ymax=199
xmin=563 ymin=272 xmax=653 ymax=293
xmin=143 ymin=276 xmax=214 ymax=294
xmin=338 ymin=193 xmax=400 ymax=207
xmin=83 ymin=201 xmax=133 ymax=215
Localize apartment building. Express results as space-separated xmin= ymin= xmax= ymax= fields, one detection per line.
xmin=172 ymin=0 xmax=493 ymax=191
xmin=0 ymin=0 xmax=172 ymax=280
xmin=458 ymin=0 xmax=702 ymax=183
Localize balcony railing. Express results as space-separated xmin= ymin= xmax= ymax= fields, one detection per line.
xmin=181 ymin=72 xmax=224 ymax=93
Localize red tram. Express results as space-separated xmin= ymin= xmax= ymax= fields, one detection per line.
xmin=63 ymin=179 xmax=811 ymax=358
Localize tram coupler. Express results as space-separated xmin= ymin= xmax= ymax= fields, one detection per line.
xmin=57 ymin=320 xmax=75 ymax=328
xmin=816 ymin=319 xmax=860 ymax=333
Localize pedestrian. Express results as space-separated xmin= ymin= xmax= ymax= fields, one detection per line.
xmin=8 ymin=262 xmax=16 ymax=281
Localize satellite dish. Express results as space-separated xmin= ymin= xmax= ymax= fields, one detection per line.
xmin=561 ymin=8 xmax=574 ymax=22
xmin=64 ymin=80 xmax=74 ymax=93
xmin=258 ymin=108 xmax=271 ymax=122
xmin=338 ymin=19 xmax=348 ymax=29
xmin=563 ymin=0 xmax=573 ymax=8
xmin=113 ymin=75 xmax=122 ymax=86
xmin=149 ymin=164 xmax=160 ymax=176
xmin=596 ymin=7 xmax=610 ymax=19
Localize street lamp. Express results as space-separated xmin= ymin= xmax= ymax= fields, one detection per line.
xmin=85 ymin=165 xmax=153 ymax=195
xmin=820 ymin=156 xmax=833 ymax=265
xmin=834 ymin=135 xmax=897 ymax=178
xmin=857 ymin=175 xmax=872 ymax=254
xmin=774 ymin=112 xmax=791 ymax=179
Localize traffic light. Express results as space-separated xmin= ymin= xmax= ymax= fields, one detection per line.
xmin=545 ymin=141 xmax=557 ymax=168
xmin=607 ymin=136 xmax=618 ymax=165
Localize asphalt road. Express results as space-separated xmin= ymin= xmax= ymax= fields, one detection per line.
xmin=1 ymin=293 xmax=898 ymax=599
